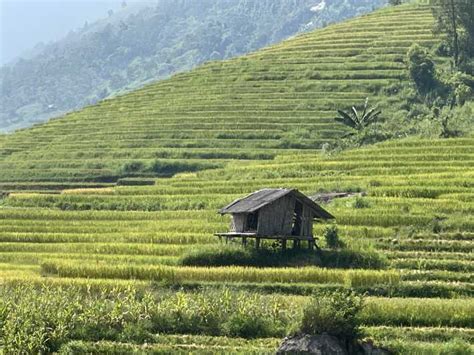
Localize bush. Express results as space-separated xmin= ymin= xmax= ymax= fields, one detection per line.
xmin=300 ymin=290 xmax=364 ymax=341
xmin=224 ymin=313 xmax=275 ymax=339
xmin=119 ymin=160 xmax=146 ymax=174
xmin=181 ymin=243 xmax=386 ymax=270
xmin=407 ymin=44 xmax=437 ymax=94
xmin=181 ymin=244 xmax=255 ymax=267
xmin=324 ymin=225 xmax=345 ymax=249
xmin=180 ymin=244 xmax=321 ymax=268
xmin=352 ymin=197 xmax=370 ymax=209
xmin=319 ymin=248 xmax=387 ymax=270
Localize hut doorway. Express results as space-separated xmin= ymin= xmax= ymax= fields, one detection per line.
xmin=246 ymin=212 xmax=259 ymax=232
xmin=291 ymin=200 xmax=303 ymax=236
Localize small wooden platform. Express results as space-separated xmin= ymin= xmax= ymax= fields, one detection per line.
xmin=214 ymin=232 xmax=316 ymax=250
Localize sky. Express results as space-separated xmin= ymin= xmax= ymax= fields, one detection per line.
xmin=0 ymin=0 xmax=147 ymax=65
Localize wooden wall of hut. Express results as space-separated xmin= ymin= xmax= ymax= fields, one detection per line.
xmin=230 ymin=214 xmax=247 ymax=233
xmin=257 ymin=194 xmax=294 ymax=236
xmin=300 ymin=205 xmax=314 ymax=238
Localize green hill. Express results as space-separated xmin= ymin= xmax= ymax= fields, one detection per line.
xmin=0 ymin=4 xmax=438 ymax=190
xmin=0 ymin=0 xmax=386 ymax=132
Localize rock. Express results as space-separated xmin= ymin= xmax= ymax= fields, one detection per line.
xmin=277 ymin=333 xmax=348 ymax=355
xmin=277 ymin=334 xmax=393 ymax=355
xmin=359 ymin=340 xmax=392 ymax=355
xmin=311 ymin=192 xmax=366 ymax=204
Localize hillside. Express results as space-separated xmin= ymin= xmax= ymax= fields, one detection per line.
xmin=1 ymin=4 xmax=473 ymax=353
xmin=0 ymin=4 xmax=439 ymax=190
xmin=0 ymin=0 xmax=387 ymax=132
xmin=2 ymin=130 xmax=474 ymax=353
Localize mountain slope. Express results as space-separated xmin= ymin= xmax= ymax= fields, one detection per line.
xmin=0 ymin=4 xmax=438 ymax=189
xmin=1 ymin=4 xmax=473 ymax=352
xmin=0 ymin=0 xmax=387 ymax=132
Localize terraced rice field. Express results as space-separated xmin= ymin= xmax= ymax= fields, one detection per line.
xmin=1 ymin=135 xmax=473 ymax=352
xmin=0 ymin=4 xmax=439 ymax=188
xmin=0 ymin=4 xmax=472 ymax=354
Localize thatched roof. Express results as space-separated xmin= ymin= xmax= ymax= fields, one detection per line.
xmin=219 ymin=188 xmax=334 ymax=219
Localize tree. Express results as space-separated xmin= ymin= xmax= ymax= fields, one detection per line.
xmin=458 ymin=0 xmax=474 ymax=58
xmin=432 ymin=0 xmax=474 ymax=66
xmin=432 ymin=97 xmax=463 ymax=138
xmin=407 ymin=44 xmax=437 ymax=93
xmin=334 ymin=98 xmax=382 ymax=134
xmin=388 ymin=0 xmax=403 ymax=5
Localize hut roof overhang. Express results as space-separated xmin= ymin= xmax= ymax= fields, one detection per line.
xmin=218 ymin=188 xmax=335 ymax=220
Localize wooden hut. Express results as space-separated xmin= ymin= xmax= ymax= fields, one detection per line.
xmin=215 ymin=188 xmax=334 ymax=249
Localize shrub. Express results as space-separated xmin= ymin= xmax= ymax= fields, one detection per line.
xmin=352 ymin=197 xmax=370 ymax=209
xmin=180 ymin=244 xmax=320 ymax=268
xmin=432 ymin=216 xmax=446 ymax=234
xmin=407 ymin=44 xmax=437 ymax=94
xmin=119 ymin=160 xmax=146 ymax=175
xmin=324 ymin=225 xmax=345 ymax=249
xmin=300 ymin=290 xmax=364 ymax=341
xmin=224 ymin=313 xmax=274 ymax=339
xmin=181 ymin=243 xmax=386 ymax=270
xmin=181 ymin=244 xmax=255 ymax=267
xmin=319 ymin=248 xmax=387 ymax=270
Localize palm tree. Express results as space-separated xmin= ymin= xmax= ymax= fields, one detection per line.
xmin=335 ymin=98 xmax=381 ymax=135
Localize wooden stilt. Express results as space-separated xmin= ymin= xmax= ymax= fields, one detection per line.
xmin=256 ymin=238 xmax=261 ymax=249
xmin=242 ymin=237 xmax=247 ymax=246
xmin=293 ymin=239 xmax=298 ymax=249
xmin=282 ymin=239 xmax=287 ymax=250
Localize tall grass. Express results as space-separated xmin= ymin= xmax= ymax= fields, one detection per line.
xmin=41 ymin=260 xmax=400 ymax=287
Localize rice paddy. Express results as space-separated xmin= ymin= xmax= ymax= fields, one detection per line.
xmin=0 ymin=3 xmax=472 ymax=354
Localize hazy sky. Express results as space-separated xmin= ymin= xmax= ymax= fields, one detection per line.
xmin=0 ymin=0 xmax=145 ymax=65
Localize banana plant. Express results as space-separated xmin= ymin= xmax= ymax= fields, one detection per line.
xmin=335 ymin=98 xmax=381 ymax=135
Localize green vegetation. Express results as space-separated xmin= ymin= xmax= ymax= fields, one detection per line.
xmin=0 ymin=3 xmax=472 ymax=353
xmin=335 ymin=97 xmax=382 ymax=134
xmin=407 ymin=44 xmax=437 ymax=93
xmin=432 ymin=0 xmax=474 ymax=67
xmin=181 ymin=245 xmax=320 ymax=268
xmin=324 ymin=225 xmax=345 ymax=249
xmin=2 ymin=285 xmax=472 ymax=353
xmin=180 ymin=243 xmax=387 ymax=270
xmin=0 ymin=0 xmax=387 ymax=132
xmin=300 ymin=290 xmax=364 ymax=341
xmin=3 ymin=3 xmax=465 ymax=187
xmin=0 ymin=285 xmax=296 ymax=353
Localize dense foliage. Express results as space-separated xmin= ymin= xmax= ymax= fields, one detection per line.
xmin=432 ymin=0 xmax=474 ymax=67
xmin=0 ymin=285 xmax=297 ymax=353
xmin=0 ymin=0 xmax=386 ymax=132
xmin=1 ymin=284 xmax=473 ymax=353
xmin=300 ymin=290 xmax=364 ymax=341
